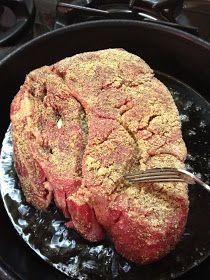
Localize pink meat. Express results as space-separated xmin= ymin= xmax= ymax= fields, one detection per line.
xmin=11 ymin=49 xmax=189 ymax=264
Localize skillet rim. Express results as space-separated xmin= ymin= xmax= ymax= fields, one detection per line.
xmin=0 ymin=19 xmax=210 ymax=67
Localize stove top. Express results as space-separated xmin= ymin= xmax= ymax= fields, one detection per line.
xmin=0 ymin=0 xmax=35 ymax=60
xmin=0 ymin=0 xmax=35 ymax=45
xmin=0 ymin=0 xmax=210 ymax=58
xmin=55 ymin=0 xmax=210 ymax=41
xmin=56 ymin=0 xmax=181 ymax=24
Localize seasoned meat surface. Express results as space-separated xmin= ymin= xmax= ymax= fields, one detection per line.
xmin=11 ymin=49 xmax=188 ymax=264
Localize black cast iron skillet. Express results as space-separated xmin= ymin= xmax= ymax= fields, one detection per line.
xmin=0 ymin=20 xmax=210 ymax=280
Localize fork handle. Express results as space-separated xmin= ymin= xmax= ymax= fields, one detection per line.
xmin=179 ymin=169 xmax=210 ymax=192
xmin=194 ymin=177 xmax=210 ymax=192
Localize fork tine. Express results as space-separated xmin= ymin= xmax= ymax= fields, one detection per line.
xmin=126 ymin=168 xmax=178 ymax=174
xmin=128 ymin=178 xmax=185 ymax=183
xmin=125 ymin=171 xmax=179 ymax=179
xmin=126 ymin=175 xmax=180 ymax=180
xmin=124 ymin=169 xmax=180 ymax=180
xmin=124 ymin=167 xmax=184 ymax=183
xmin=124 ymin=168 xmax=209 ymax=189
xmin=125 ymin=168 xmax=178 ymax=176
xmin=143 ymin=168 xmax=178 ymax=173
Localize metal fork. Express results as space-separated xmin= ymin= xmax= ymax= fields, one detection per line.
xmin=124 ymin=168 xmax=210 ymax=192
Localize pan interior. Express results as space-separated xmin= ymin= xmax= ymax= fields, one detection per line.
xmin=0 ymin=72 xmax=210 ymax=280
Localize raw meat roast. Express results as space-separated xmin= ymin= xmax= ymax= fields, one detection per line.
xmin=11 ymin=49 xmax=189 ymax=264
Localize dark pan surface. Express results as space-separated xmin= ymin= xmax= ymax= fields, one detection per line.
xmin=1 ymin=72 xmax=210 ymax=280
